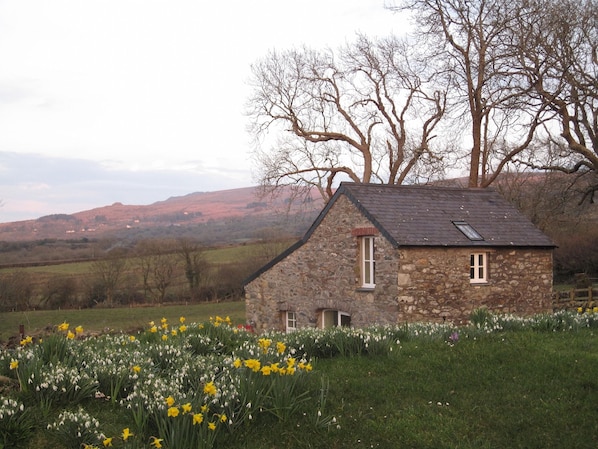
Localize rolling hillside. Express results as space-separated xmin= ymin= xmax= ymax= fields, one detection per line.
xmin=0 ymin=186 xmax=323 ymax=242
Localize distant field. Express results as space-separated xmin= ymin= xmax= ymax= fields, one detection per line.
xmin=0 ymin=300 xmax=246 ymax=343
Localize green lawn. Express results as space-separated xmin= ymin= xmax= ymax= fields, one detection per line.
xmin=240 ymin=330 xmax=598 ymax=448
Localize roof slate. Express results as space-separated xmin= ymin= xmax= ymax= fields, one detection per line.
xmin=338 ymin=183 xmax=555 ymax=247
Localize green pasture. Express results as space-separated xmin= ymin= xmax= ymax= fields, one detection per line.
xmin=0 ymin=300 xmax=246 ymax=343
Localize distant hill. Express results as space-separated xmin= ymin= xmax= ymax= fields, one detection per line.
xmin=0 ymin=186 xmax=324 ymax=243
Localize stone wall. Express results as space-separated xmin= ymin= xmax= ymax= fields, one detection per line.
xmin=245 ymin=195 xmax=400 ymax=332
xmin=245 ymin=195 xmax=554 ymax=332
xmin=396 ymin=247 xmax=553 ymax=324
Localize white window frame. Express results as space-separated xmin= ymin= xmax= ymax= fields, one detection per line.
xmin=470 ymin=253 xmax=487 ymax=283
xmin=360 ymin=236 xmax=376 ymax=288
xmin=320 ymin=310 xmax=351 ymax=329
xmin=285 ymin=311 xmax=297 ymax=333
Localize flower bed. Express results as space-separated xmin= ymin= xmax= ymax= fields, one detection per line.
xmin=1 ymin=309 xmax=598 ymax=448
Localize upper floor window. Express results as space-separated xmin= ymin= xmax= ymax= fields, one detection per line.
xmin=470 ymin=253 xmax=487 ymax=283
xmin=361 ymin=236 xmax=375 ymax=288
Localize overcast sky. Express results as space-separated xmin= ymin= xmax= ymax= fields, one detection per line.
xmin=0 ymin=0 xmax=404 ymax=223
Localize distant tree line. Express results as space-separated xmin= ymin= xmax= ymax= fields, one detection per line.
xmin=0 ymin=237 xmax=291 ymax=312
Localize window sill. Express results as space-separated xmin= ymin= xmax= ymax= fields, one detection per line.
xmin=470 ymin=281 xmax=488 ymax=285
xmin=356 ymin=287 xmax=376 ymax=292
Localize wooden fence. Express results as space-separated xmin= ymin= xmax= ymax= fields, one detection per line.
xmin=553 ymin=286 xmax=598 ymax=311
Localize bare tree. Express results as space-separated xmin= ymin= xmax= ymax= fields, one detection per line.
xmin=388 ymin=0 xmax=548 ymax=188
xmin=247 ymin=34 xmax=448 ymax=201
xmin=512 ymin=0 xmax=598 ymax=202
xmin=0 ymin=270 xmax=34 ymax=312
xmin=176 ymin=238 xmax=209 ymax=299
xmin=136 ymin=239 xmax=179 ymax=304
xmin=91 ymin=253 xmax=127 ymax=306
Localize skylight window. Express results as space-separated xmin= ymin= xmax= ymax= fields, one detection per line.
xmin=453 ymin=221 xmax=484 ymax=241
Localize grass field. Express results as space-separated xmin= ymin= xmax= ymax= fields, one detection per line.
xmin=0 ymin=300 xmax=246 ymax=343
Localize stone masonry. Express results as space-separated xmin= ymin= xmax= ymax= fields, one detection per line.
xmin=245 ymin=195 xmax=554 ymax=332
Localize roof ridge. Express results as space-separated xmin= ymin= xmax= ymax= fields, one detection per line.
xmin=340 ymin=182 xmax=493 ymax=192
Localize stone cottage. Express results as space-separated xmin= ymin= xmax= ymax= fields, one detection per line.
xmin=244 ymin=183 xmax=555 ymax=332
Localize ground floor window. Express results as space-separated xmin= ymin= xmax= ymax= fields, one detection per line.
xmin=321 ymin=310 xmax=351 ymax=329
xmin=285 ymin=311 xmax=297 ymax=332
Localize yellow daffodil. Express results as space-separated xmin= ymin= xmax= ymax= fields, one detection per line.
xmin=233 ymin=358 xmax=242 ymax=368
xmin=161 ymin=335 xmax=168 ymax=341
xmin=9 ymin=359 xmax=18 ymax=370
xmin=66 ymin=330 xmax=75 ymax=340
xmin=149 ymin=320 xmax=155 ymax=327
xmin=161 ymin=317 xmax=167 ymax=324
xmin=102 ymin=437 xmax=113 ymax=447
xmin=286 ymin=357 xmax=296 ymax=367
xmin=167 ymin=406 xmax=180 ymax=417
xmin=182 ymin=402 xmax=192 ymax=413
xmin=179 ymin=324 xmax=187 ymax=332
xmin=129 ymin=335 xmax=136 ymax=342
xmin=276 ymin=341 xmax=286 ymax=354
xmin=193 ymin=413 xmax=203 ymax=425
xmin=132 ymin=365 xmax=141 ymax=373
xmin=203 ymin=381 xmax=217 ymax=396
xmin=220 ymin=413 xmax=227 ymax=423
xmin=121 ymin=428 xmax=133 ymax=441
xmin=179 ymin=316 xmax=185 ymax=323
xmin=260 ymin=365 xmax=272 ymax=376
xmin=171 ymin=329 xmax=177 ymax=336
xmin=244 ymin=359 xmax=261 ymax=372
xmin=150 ymin=326 xmax=158 ymax=333
xmin=258 ymin=338 xmax=272 ymax=352
xmin=75 ymin=325 xmax=84 ymax=334
xmin=298 ymin=361 xmax=313 ymax=371
xmin=208 ymin=422 xmax=216 ymax=431
xmin=201 ymin=404 xmax=208 ymax=412
xmin=165 ymin=396 xmax=175 ymax=406
xmin=577 ymin=307 xmax=583 ymax=313
xmin=20 ymin=335 xmax=33 ymax=346
xmin=58 ymin=321 xmax=69 ymax=331
xmin=150 ymin=437 xmax=163 ymax=448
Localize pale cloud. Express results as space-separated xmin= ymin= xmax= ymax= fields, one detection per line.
xmin=0 ymin=0 xmax=403 ymax=222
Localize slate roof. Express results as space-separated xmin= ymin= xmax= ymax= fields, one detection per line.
xmin=334 ymin=183 xmax=555 ymax=248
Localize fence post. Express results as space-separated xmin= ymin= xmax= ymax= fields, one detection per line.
xmin=19 ymin=324 xmax=25 ymax=339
